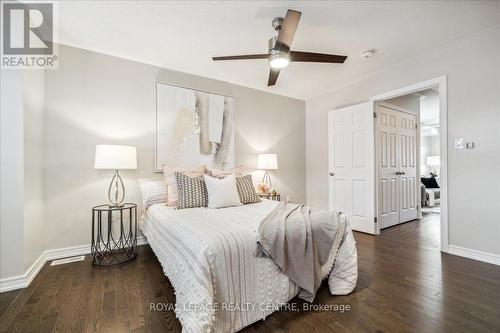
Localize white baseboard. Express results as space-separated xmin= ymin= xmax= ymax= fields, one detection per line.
xmin=0 ymin=252 xmax=46 ymax=293
xmin=448 ymin=245 xmax=500 ymax=266
xmin=0 ymin=236 xmax=148 ymax=292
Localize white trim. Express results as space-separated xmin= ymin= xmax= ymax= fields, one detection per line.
xmin=0 ymin=252 xmax=46 ymax=293
xmin=370 ymin=76 xmax=445 ymax=101
xmin=0 ymin=236 xmax=148 ymax=292
xmin=370 ymin=75 xmax=448 ymax=252
xmin=448 ymin=245 xmax=500 ymax=266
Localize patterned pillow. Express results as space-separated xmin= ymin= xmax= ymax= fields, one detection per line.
xmin=236 ymin=175 xmax=261 ymax=204
xmin=163 ymin=165 xmax=208 ymax=206
xmin=175 ymin=172 xmax=208 ymax=209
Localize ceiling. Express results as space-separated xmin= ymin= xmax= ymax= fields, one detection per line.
xmin=55 ymin=1 xmax=500 ymax=100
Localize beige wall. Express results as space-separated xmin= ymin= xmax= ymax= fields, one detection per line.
xmin=306 ymin=26 xmax=500 ymax=255
xmin=0 ymin=70 xmax=25 ymax=280
xmin=23 ymin=70 xmax=46 ymax=271
xmin=39 ymin=44 xmax=305 ymax=250
xmin=1 ymin=69 xmax=46 ymax=282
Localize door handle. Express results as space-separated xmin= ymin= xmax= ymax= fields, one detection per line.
xmin=329 ymin=172 xmax=335 ymax=176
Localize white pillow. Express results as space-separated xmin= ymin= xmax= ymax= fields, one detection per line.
xmin=139 ymin=179 xmax=167 ymax=210
xmin=203 ymin=174 xmax=242 ymax=209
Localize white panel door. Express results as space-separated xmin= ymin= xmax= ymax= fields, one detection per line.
xmin=376 ymin=106 xmax=399 ymax=228
xmin=328 ymin=102 xmax=376 ymax=234
xmin=399 ymin=112 xmax=418 ymax=222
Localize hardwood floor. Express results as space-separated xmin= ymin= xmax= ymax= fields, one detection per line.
xmin=1 ymin=214 xmax=499 ymax=333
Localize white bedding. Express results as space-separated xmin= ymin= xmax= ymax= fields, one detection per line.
xmin=140 ymin=200 xmax=357 ymax=333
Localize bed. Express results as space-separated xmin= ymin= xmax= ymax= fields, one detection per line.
xmin=140 ymin=199 xmax=357 ymax=333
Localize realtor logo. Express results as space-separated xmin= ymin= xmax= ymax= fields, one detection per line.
xmin=1 ymin=1 xmax=58 ymax=69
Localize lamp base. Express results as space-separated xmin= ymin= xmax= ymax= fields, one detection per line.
xmin=108 ymin=170 xmax=126 ymax=207
xmin=261 ymin=170 xmax=272 ymax=191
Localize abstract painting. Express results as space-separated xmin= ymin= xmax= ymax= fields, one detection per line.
xmin=155 ymin=82 xmax=235 ymax=172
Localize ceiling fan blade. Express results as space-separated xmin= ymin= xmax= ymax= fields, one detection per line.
xmin=276 ymin=9 xmax=302 ymax=51
xmin=290 ymin=51 xmax=347 ymax=63
xmin=212 ymin=54 xmax=268 ymax=61
xmin=268 ymin=68 xmax=281 ymax=86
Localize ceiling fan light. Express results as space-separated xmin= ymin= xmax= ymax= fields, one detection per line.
xmin=269 ymin=52 xmax=290 ymax=69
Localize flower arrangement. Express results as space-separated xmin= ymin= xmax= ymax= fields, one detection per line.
xmin=258 ymin=183 xmax=270 ymax=194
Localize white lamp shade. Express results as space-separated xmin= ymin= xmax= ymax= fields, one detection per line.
xmin=426 ymin=156 xmax=440 ymax=166
xmin=94 ymin=145 xmax=137 ymax=170
xmin=258 ymin=153 xmax=278 ymax=170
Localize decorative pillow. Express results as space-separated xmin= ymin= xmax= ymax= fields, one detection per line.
xmin=204 ymin=174 xmax=242 ymax=208
xmin=175 ymin=172 xmax=208 ymax=209
xmin=138 ymin=179 xmax=167 ymax=210
xmin=421 ymin=176 xmax=439 ymax=189
xmin=163 ymin=165 xmax=207 ymax=206
xmin=236 ymin=175 xmax=261 ymax=204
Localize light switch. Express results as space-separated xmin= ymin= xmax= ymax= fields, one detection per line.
xmin=465 ymin=142 xmax=475 ymax=149
xmin=454 ymin=138 xmax=464 ymax=149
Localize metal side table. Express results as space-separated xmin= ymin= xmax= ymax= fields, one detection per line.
xmin=91 ymin=203 xmax=137 ymax=266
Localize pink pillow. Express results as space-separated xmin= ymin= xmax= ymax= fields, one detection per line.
xmin=163 ymin=165 xmax=207 ymax=206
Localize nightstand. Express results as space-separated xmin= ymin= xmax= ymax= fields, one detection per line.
xmin=258 ymin=192 xmax=281 ymax=201
xmin=91 ymin=203 xmax=137 ymax=266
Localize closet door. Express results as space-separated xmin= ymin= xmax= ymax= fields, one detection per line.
xmin=377 ymin=106 xmax=400 ymax=229
xmin=377 ymin=105 xmax=418 ymax=228
xmin=399 ymin=112 xmax=418 ymax=222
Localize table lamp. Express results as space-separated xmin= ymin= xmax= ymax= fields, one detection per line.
xmin=94 ymin=145 xmax=137 ymax=207
xmin=257 ymin=153 xmax=278 ymax=190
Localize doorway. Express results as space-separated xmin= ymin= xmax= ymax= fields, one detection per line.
xmin=371 ymin=76 xmax=448 ymax=252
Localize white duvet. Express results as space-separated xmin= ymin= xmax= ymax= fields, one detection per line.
xmin=140 ymin=200 xmax=357 ymax=333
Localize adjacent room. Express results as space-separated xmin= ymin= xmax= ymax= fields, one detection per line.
xmin=419 ymin=89 xmax=441 ymax=215
xmin=1 ymin=1 xmax=499 ymax=332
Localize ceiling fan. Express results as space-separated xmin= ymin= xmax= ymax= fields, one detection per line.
xmin=212 ymin=9 xmax=347 ymax=86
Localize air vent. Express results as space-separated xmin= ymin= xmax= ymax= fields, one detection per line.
xmin=50 ymin=255 xmax=85 ymax=266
